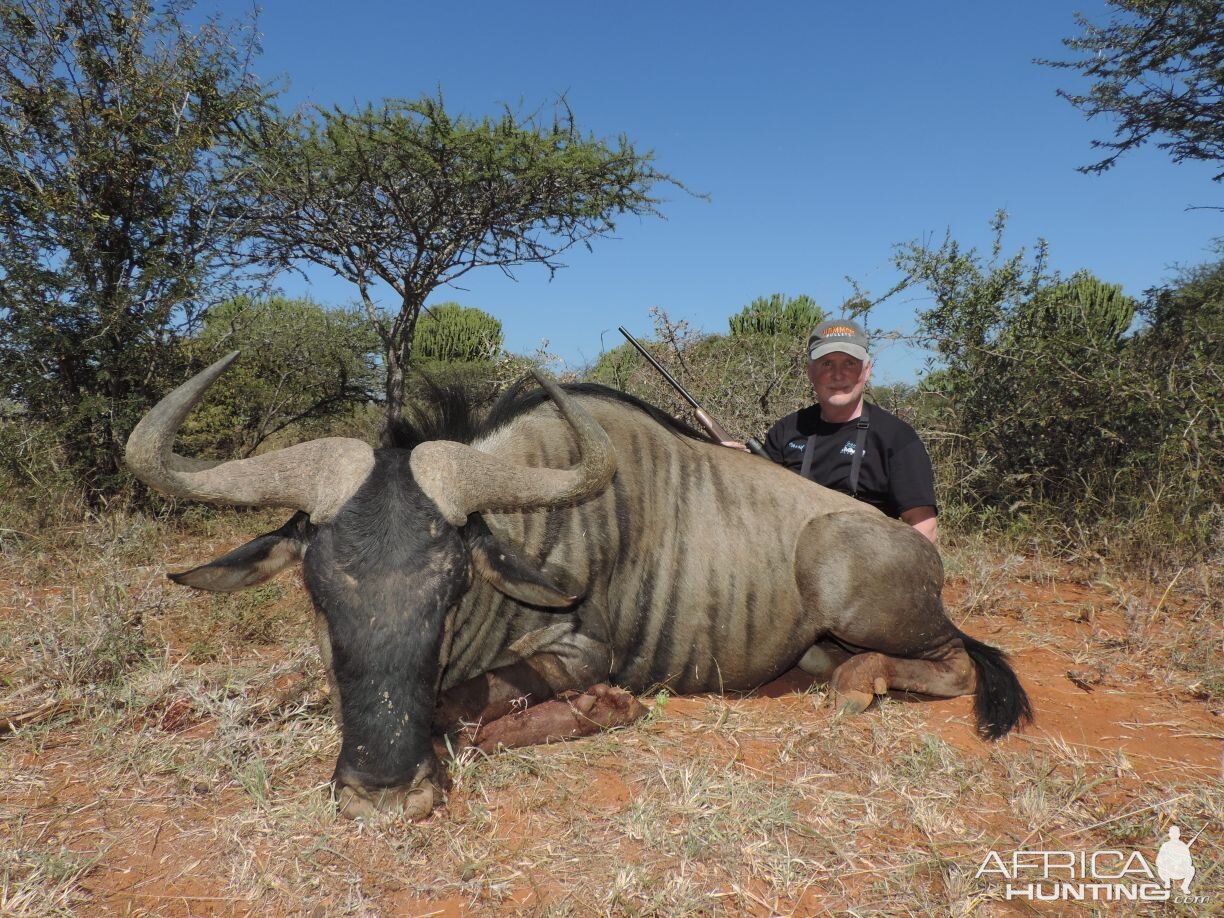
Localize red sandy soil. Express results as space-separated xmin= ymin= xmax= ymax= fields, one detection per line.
xmin=4 ymin=569 xmax=1219 ymax=916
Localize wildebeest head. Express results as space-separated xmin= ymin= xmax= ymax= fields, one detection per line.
xmin=125 ymin=353 xmax=616 ymax=819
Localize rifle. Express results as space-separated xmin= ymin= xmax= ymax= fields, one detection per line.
xmin=617 ymin=326 xmax=770 ymax=459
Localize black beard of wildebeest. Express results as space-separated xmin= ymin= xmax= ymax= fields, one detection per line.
xmin=126 ymin=355 xmax=1032 ymax=821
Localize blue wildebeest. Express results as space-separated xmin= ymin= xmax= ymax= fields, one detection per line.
xmin=126 ymin=353 xmax=1031 ymax=819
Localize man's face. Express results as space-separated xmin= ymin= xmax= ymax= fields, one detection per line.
xmin=807 ymin=351 xmax=871 ymax=411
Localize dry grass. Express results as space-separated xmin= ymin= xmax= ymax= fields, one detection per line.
xmin=1 ymin=509 xmax=1222 ymax=916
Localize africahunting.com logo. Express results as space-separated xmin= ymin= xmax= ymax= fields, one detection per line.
xmin=976 ymin=826 xmax=1208 ymax=904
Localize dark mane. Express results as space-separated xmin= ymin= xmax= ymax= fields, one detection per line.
xmin=481 ymin=377 xmax=708 ymax=443
xmin=383 ymin=375 xmax=496 ymax=449
xmin=382 ymin=375 xmax=707 ymax=449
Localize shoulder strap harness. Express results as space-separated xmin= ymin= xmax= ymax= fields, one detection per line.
xmin=799 ymin=403 xmax=871 ymax=497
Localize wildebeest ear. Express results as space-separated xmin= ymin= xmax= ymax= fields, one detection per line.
xmin=170 ymin=511 xmax=315 ymax=592
xmin=464 ymin=514 xmax=578 ymax=609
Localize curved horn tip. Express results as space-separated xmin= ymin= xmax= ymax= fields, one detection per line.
xmin=529 ymin=368 xmax=567 ymax=400
xmin=124 ymin=349 xmax=243 ymax=481
xmin=165 ymin=349 xmax=242 ymax=397
xmin=212 ymin=350 xmax=242 ymax=374
xmin=189 ymin=350 xmax=243 ymax=388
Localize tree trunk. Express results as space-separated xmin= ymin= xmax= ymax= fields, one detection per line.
xmin=383 ymin=345 xmax=407 ymax=437
xmin=380 ymin=293 xmax=425 ymax=438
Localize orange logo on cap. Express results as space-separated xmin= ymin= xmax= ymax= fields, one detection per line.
xmin=822 ymin=326 xmax=858 ymax=337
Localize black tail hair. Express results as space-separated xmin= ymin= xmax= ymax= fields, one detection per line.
xmin=959 ymin=632 xmax=1033 ymax=740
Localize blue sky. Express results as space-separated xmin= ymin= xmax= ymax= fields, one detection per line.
xmin=213 ymin=0 xmax=1221 ymax=382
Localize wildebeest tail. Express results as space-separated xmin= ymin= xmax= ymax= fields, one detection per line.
xmin=959 ymin=631 xmax=1033 ymax=740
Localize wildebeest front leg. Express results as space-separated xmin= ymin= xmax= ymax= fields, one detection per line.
xmin=460 ymin=684 xmax=647 ymax=753
xmin=433 ymin=631 xmax=611 ymax=733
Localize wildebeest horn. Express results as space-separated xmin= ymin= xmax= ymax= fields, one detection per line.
xmin=125 ymin=352 xmax=375 ymax=524
xmin=409 ymin=371 xmax=616 ymax=525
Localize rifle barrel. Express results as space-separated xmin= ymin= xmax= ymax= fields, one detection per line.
xmin=616 ymin=327 xmax=701 ymax=411
xmin=617 ymin=326 xmax=771 ymax=459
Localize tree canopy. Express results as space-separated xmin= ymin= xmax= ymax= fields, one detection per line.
xmin=1041 ymin=0 xmax=1224 ymax=180
xmin=180 ymin=297 xmax=381 ymax=459
xmin=0 ymin=0 xmax=272 ymax=492
xmin=727 ymin=293 xmax=824 ymax=338
xmin=889 ymin=214 xmax=1221 ymax=551
xmin=242 ymin=94 xmax=684 ymax=427
xmin=406 ymin=301 xmax=506 ymax=400
xmin=415 ymin=302 xmax=503 ymax=364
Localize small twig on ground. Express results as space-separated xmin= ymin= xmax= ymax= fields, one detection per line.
xmin=0 ymin=698 xmax=75 ymax=735
xmin=1066 ymin=793 xmax=1191 ymax=836
xmin=1147 ymin=566 xmax=1186 ymax=626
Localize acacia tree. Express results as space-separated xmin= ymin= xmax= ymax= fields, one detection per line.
xmin=244 ymin=95 xmax=683 ymax=429
xmin=0 ymin=0 xmax=272 ymax=492
xmin=1041 ymin=0 xmax=1224 ymax=180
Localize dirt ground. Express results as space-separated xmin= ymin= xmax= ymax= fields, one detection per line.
xmin=1 ymin=519 xmax=1220 ymax=916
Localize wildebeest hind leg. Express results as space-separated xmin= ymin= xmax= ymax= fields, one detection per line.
xmin=829 ymin=642 xmax=976 ymax=714
xmin=797 ymin=639 xmax=854 ymax=681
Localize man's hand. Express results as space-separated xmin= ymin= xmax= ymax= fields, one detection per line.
xmin=719 ymin=440 xmax=750 ymax=452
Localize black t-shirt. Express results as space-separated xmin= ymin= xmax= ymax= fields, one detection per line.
xmin=763 ymin=401 xmax=937 ymax=519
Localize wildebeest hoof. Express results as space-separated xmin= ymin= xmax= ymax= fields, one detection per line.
xmin=836 ymin=689 xmax=875 ymax=716
xmin=335 ymin=780 xmax=441 ymax=822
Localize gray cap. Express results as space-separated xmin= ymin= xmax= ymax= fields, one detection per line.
xmin=808 ymin=318 xmax=869 ymax=362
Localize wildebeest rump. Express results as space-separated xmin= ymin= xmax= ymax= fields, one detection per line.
xmin=126 ymin=354 xmax=1031 ymax=819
